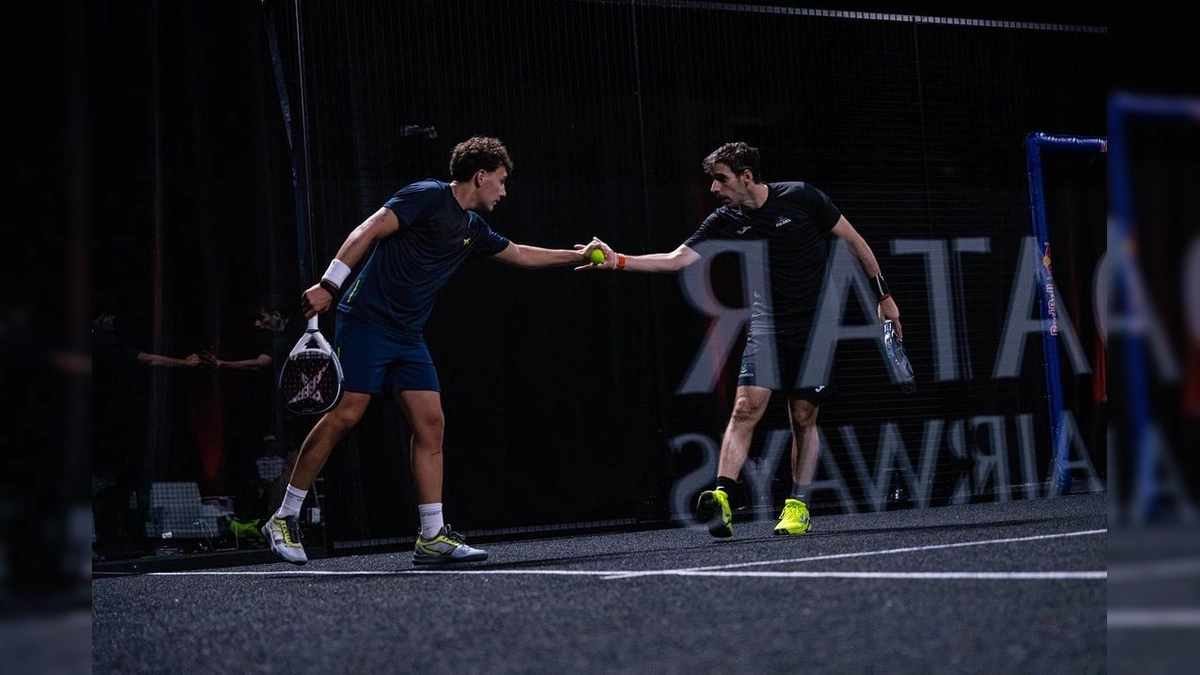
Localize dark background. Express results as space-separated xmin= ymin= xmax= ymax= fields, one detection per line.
xmin=81 ymin=0 xmax=1108 ymax=554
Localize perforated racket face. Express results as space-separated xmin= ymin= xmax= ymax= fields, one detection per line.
xmin=883 ymin=321 xmax=916 ymax=394
xmin=279 ymin=349 xmax=344 ymax=414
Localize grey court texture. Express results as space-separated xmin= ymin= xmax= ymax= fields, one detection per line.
xmin=93 ymin=493 xmax=1109 ymax=674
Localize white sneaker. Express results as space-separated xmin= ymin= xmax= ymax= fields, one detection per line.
xmin=262 ymin=515 xmax=308 ymax=565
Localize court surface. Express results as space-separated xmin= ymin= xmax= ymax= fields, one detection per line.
xmin=93 ymin=492 xmax=1105 ymax=673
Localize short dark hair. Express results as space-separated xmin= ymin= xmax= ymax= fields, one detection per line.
xmin=702 ymin=142 xmax=762 ymax=183
xmin=449 ymin=136 xmax=514 ymax=182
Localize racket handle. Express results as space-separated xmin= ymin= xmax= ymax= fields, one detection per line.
xmin=307 ymin=316 xmax=319 ymax=331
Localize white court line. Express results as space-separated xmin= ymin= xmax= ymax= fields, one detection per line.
xmin=601 ymin=528 xmax=1106 ymax=580
xmin=409 ymin=569 xmax=1102 ymax=580
xmin=142 ymin=528 xmax=1105 ymax=582
xmin=673 ymin=571 xmax=1103 ymax=580
xmin=144 ymin=568 xmax=1103 ymax=581
xmin=1108 ymin=610 xmax=1200 ymax=628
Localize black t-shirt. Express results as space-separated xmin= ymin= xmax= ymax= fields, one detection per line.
xmin=684 ymin=181 xmax=841 ymax=327
xmin=92 ymin=327 xmax=140 ymax=365
xmin=215 ymin=325 xmax=279 ymax=431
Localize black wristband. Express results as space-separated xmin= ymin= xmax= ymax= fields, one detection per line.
xmin=871 ymin=273 xmax=891 ymax=302
xmin=319 ymin=279 xmax=340 ymax=296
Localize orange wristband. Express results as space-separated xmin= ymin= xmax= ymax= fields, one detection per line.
xmin=617 ymin=253 xmax=626 ymax=270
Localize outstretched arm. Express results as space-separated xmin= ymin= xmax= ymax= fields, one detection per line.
xmin=491 ymin=240 xmax=599 ymax=269
xmin=302 ymin=207 xmax=401 ymax=318
xmin=202 ymin=352 xmax=272 ymax=371
xmin=576 ymin=239 xmax=700 ymax=274
xmin=137 ymin=351 xmax=201 ymax=368
xmin=830 ymin=216 xmax=902 ymax=336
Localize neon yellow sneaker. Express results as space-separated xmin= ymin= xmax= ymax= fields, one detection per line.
xmin=413 ymin=525 xmax=488 ymax=565
xmin=230 ymin=517 xmax=266 ymax=547
xmin=773 ymin=498 xmax=812 ymax=535
xmin=695 ymin=489 xmax=733 ymax=538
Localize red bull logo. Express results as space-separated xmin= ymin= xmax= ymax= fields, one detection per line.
xmin=1043 ymin=242 xmax=1059 ymax=336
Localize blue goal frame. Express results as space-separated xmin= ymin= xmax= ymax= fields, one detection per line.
xmin=1024 ymin=132 xmax=1106 ymax=495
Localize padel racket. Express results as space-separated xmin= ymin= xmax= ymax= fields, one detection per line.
xmin=279 ymin=316 xmax=344 ymax=415
xmin=883 ymin=319 xmax=917 ymax=394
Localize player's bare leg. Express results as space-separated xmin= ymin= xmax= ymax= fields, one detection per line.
xmin=396 ymin=389 xmax=486 ymax=564
xmin=696 ymin=385 xmax=772 ymax=537
xmin=775 ymin=398 xmax=819 ymax=535
xmin=787 ymin=399 xmax=820 ymax=486
xmin=718 ymin=385 xmax=772 ymax=478
xmin=395 ymin=390 xmax=445 ymax=504
xmin=263 ymin=391 xmax=370 ymax=564
xmin=288 ymin=392 xmax=372 ymax=491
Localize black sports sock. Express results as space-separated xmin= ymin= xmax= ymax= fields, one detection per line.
xmin=715 ymin=476 xmax=738 ymax=494
xmin=715 ymin=476 xmax=749 ymax=510
xmin=791 ymin=484 xmax=809 ymax=503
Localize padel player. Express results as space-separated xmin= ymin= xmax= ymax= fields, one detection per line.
xmin=263 ymin=137 xmax=603 ymax=564
xmin=584 ymin=142 xmax=903 ymax=538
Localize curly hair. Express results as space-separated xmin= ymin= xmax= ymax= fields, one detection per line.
xmin=702 ymin=142 xmax=763 ymax=183
xmin=449 ymin=136 xmax=514 ymax=182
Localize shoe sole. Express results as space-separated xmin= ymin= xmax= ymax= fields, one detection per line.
xmin=695 ymin=492 xmax=732 ymax=538
xmin=773 ymin=523 xmax=812 ymax=536
xmin=261 ymin=524 xmax=308 ymax=565
xmin=412 ymin=551 xmax=488 ymax=565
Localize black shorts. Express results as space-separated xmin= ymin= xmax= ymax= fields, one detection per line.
xmin=737 ymin=328 xmax=833 ymax=404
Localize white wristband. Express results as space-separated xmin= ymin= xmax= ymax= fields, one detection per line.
xmin=323 ymin=259 xmax=352 ymax=288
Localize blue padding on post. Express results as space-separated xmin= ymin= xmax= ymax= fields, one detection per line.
xmin=1024 ymin=131 xmax=1106 ymax=495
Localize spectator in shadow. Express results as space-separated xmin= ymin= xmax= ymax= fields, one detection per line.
xmin=198 ymin=300 xmax=292 ymax=545
xmin=91 ymin=293 xmax=201 ymax=556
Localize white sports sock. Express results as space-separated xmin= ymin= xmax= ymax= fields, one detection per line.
xmin=418 ymin=503 xmax=444 ymax=539
xmin=275 ymin=485 xmax=308 ymax=518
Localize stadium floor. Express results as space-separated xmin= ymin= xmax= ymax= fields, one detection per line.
xmin=93 ymin=493 xmax=1106 ymax=673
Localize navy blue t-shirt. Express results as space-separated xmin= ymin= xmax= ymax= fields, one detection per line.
xmin=337 ymin=180 xmax=510 ymax=338
xmin=684 ymin=181 xmax=841 ymax=326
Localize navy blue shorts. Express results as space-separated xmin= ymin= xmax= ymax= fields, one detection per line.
xmin=334 ymin=314 xmax=440 ymax=394
xmin=737 ymin=328 xmax=832 ymax=404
